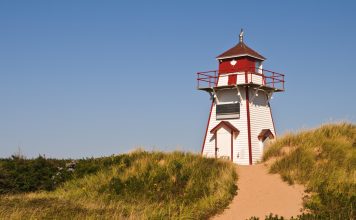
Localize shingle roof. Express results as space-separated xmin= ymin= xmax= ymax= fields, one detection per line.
xmin=216 ymin=42 xmax=266 ymax=60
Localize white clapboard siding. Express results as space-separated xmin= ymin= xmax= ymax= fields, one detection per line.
xmin=236 ymin=72 xmax=246 ymax=84
xmin=249 ymin=89 xmax=275 ymax=163
xmin=249 ymin=73 xmax=264 ymax=85
xmin=203 ymin=88 xmax=250 ymax=165
xmin=217 ymin=75 xmax=228 ymax=86
xmin=216 ymin=72 xmax=265 ymax=87
xmin=220 ymin=73 xmax=265 ymax=86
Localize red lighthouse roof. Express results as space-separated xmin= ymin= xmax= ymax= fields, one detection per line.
xmin=216 ymin=41 xmax=266 ymax=60
xmin=216 ymin=30 xmax=266 ymax=61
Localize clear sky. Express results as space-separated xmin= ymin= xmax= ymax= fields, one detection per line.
xmin=1 ymin=1 xmax=356 ymax=158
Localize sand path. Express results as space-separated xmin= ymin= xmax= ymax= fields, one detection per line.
xmin=213 ymin=163 xmax=305 ymax=220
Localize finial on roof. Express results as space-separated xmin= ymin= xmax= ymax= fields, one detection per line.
xmin=239 ymin=28 xmax=244 ymax=43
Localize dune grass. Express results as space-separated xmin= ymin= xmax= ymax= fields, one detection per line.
xmin=0 ymin=151 xmax=237 ymax=219
xmin=263 ymin=123 xmax=356 ymax=219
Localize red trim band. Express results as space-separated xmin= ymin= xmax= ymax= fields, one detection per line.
xmin=269 ymin=101 xmax=277 ymax=137
xmin=245 ymin=87 xmax=253 ymax=165
xmin=231 ymin=130 xmax=233 ymax=162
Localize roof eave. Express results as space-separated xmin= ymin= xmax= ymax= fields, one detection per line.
xmin=210 ymin=121 xmax=239 ymax=134
xmin=216 ymin=54 xmax=266 ymax=61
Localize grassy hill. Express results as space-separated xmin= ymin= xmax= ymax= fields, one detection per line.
xmin=0 ymin=151 xmax=237 ymax=219
xmin=263 ymin=123 xmax=356 ymax=219
xmin=1 ymin=123 xmax=354 ymax=219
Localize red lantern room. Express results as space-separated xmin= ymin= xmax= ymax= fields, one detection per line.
xmin=217 ymin=31 xmax=265 ymax=85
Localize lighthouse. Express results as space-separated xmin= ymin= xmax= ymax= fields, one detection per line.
xmin=197 ymin=30 xmax=285 ymax=165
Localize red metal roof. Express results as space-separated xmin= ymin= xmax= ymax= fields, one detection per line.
xmin=210 ymin=121 xmax=239 ymax=134
xmin=216 ymin=42 xmax=266 ymax=61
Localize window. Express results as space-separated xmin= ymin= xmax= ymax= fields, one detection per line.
xmin=255 ymin=61 xmax=262 ymax=73
xmin=216 ymin=103 xmax=240 ymax=120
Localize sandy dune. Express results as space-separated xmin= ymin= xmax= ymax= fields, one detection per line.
xmin=213 ymin=164 xmax=305 ymax=220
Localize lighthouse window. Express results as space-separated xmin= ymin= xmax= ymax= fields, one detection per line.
xmin=216 ymin=103 xmax=240 ymax=120
xmin=255 ymin=61 xmax=262 ymax=73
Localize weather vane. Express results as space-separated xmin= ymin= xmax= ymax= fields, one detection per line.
xmin=239 ymin=28 xmax=244 ymax=43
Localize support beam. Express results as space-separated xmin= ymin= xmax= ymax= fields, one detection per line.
xmin=250 ymin=88 xmax=259 ymax=103
xmin=231 ymin=130 xmax=233 ymax=162
xmin=208 ymin=91 xmax=214 ymax=101
xmin=212 ymin=88 xmax=219 ymax=103
xmin=235 ymin=85 xmax=241 ymax=97
xmin=265 ymin=91 xmax=273 ymax=105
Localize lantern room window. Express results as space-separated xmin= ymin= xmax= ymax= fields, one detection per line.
xmin=255 ymin=61 xmax=262 ymax=73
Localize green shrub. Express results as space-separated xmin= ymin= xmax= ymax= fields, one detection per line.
xmin=0 ymin=153 xmax=139 ymax=194
xmin=0 ymin=155 xmax=69 ymax=194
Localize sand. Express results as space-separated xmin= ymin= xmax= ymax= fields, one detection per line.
xmin=212 ymin=163 xmax=305 ymax=220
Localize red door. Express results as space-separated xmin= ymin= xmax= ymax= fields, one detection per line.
xmin=228 ymin=74 xmax=237 ymax=85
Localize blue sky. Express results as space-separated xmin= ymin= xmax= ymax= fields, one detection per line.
xmin=1 ymin=1 xmax=356 ymax=158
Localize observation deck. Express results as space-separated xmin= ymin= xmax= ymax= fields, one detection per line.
xmin=197 ymin=67 xmax=285 ymax=92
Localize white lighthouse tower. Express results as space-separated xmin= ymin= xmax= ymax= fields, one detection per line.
xmin=197 ymin=30 xmax=285 ymax=165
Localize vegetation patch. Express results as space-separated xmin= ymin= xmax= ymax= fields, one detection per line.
xmin=263 ymin=123 xmax=356 ymax=219
xmin=0 ymin=151 xmax=237 ymax=219
xmin=0 ymin=154 xmax=133 ymax=194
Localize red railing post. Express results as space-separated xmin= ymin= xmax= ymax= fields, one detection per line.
xmin=215 ymin=71 xmax=217 ymax=86
xmin=272 ymin=72 xmax=275 ymax=88
xmin=283 ymin=75 xmax=285 ymax=90
xmin=197 ymin=73 xmax=199 ymax=88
